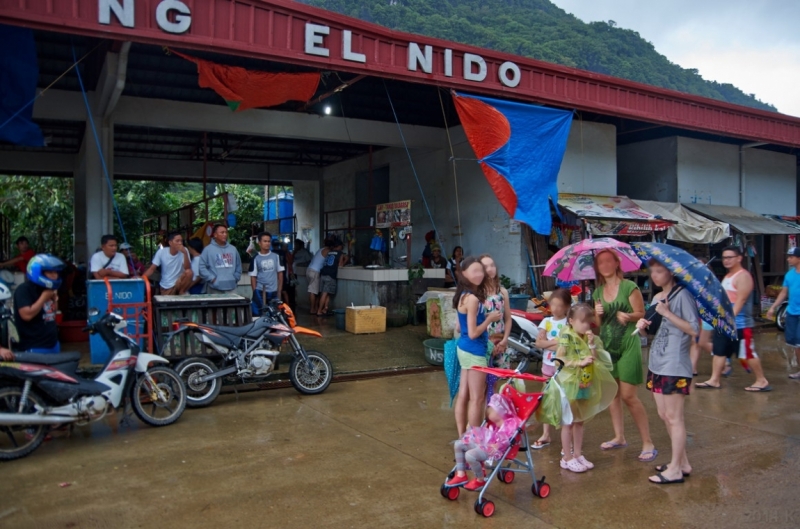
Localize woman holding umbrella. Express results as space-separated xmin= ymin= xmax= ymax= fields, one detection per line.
xmin=593 ymin=250 xmax=656 ymax=461
xmin=543 ymin=238 xmax=655 ymax=460
xmin=635 ymin=257 xmax=698 ymax=485
xmin=630 ymin=243 xmax=736 ymax=484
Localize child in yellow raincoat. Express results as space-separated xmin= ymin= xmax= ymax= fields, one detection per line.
xmin=555 ymin=303 xmax=617 ymax=474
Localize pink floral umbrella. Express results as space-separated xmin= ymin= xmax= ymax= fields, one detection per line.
xmin=544 ymin=238 xmax=642 ymax=281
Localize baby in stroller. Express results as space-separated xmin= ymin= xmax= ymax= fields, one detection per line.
xmin=446 ymin=393 xmax=522 ymax=491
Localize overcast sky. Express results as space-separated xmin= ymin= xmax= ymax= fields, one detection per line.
xmin=550 ymin=0 xmax=800 ymax=117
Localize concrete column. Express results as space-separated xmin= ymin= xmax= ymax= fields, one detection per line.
xmin=292 ymin=176 xmax=321 ymax=252
xmin=73 ymin=118 xmax=115 ymax=264
xmin=72 ymin=47 xmax=128 ymax=264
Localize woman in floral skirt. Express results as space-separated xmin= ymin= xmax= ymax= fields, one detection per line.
xmin=636 ymin=258 xmax=698 ymax=485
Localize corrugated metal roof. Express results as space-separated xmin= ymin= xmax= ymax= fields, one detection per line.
xmin=682 ymin=204 xmax=800 ymax=235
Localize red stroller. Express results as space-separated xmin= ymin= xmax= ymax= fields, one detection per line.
xmin=440 ymin=366 xmax=560 ymax=518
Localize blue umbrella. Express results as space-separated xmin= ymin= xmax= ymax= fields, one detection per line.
xmin=631 ymin=242 xmax=736 ymax=339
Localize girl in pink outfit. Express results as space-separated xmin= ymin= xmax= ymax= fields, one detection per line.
xmin=446 ymin=393 xmax=522 ymax=491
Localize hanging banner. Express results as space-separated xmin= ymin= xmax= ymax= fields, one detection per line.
xmin=453 ymin=92 xmax=572 ymax=236
xmin=587 ymin=221 xmax=672 ymax=236
xmin=376 ymin=200 xmax=411 ymax=228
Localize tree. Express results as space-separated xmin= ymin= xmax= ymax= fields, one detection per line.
xmin=0 ymin=175 xmax=74 ymax=260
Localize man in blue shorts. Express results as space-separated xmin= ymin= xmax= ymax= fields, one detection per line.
xmin=767 ymin=247 xmax=800 ymax=380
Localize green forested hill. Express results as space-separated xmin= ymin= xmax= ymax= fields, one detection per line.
xmin=299 ymin=0 xmax=775 ymax=112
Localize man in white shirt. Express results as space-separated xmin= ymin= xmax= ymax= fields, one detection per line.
xmin=144 ymin=231 xmax=193 ymax=295
xmin=90 ymin=235 xmax=131 ymax=279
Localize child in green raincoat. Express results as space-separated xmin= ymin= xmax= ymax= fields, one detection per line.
xmin=555 ymin=303 xmax=618 ymax=474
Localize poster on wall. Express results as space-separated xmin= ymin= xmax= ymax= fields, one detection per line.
xmin=376 ymin=200 xmax=411 ymax=228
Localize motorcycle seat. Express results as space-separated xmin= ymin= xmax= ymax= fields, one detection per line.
xmin=510 ymin=309 xmax=544 ymax=323
xmin=204 ymin=322 xmax=257 ymax=337
xmin=14 ymin=352 xmax=82 ymax=366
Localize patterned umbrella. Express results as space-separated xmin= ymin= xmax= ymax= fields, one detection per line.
xmin=631 ymin=242 xmax=736 ymax=339
xmin=443 ymin=339 xmax=460 ymax=407
xmin=543 ymin=238 xmax=642 ymax=281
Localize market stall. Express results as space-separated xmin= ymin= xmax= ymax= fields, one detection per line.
xmin=536 ymin=194 xmax=675 ymax=302
xmin=633 ymin=200 xmax=731 ymax=260
xmin=683 ymin=203 xmax=800 ymax=312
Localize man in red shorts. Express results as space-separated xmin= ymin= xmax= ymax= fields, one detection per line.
xmin=696 ymin=246 xmax=770 ymax=391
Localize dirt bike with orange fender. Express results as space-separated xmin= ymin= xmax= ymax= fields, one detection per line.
xmin=169 ymin=300 xmax=332 ymax=407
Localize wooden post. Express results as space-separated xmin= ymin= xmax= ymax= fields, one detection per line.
xmin=202 ymin=132 xmax=209 ymax=221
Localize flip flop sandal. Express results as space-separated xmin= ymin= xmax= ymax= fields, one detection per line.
xmin=638 ymin=449 xmax=659 ymax=462
xmin=788 ymin=373 xmax=800 ymax=380
xmin=655 ymin=464 xmax=690 ymax=477
xmin=695 ymin=382 xmax=721 ymax=389
xmin=532 ymin=440 xmax=550 ymax=450
xmin=600 ymin=441 xmax=628 ymax=451
xmin=744 ymin=385 xmax=773 ymax=392
xmin=649 ymin=472 xmax=684 ymax=485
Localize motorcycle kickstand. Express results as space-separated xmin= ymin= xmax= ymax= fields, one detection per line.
xmin=119 ymin=398 xmax=136 ymax=428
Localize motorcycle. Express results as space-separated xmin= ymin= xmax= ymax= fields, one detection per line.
xmin=170 ymin=299 xmax=332 ymax=408
xmin=0 ymin=306 xmax=187 ymax=461
xmin=506 ymin=308 xmax=546 ymax=372
xmin=775 ymin=300 xmax=788 ymax=331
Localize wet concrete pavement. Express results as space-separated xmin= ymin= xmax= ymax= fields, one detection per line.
xmin=1 ymin=331 xmax=799 ymax=528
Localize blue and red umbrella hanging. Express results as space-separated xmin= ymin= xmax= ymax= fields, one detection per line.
xmin=452 ymin=92 xmax=572 ymax=235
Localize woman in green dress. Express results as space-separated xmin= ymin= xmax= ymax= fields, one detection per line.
xmin=592 ymin=250 xmax=657 ymax=462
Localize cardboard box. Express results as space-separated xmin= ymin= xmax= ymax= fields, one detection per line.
xmin=345 ymin=306 xmax=387 ymax=334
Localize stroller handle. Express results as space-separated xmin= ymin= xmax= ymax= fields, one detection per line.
xmin=471 ymin=367 xmax=549 ymax=382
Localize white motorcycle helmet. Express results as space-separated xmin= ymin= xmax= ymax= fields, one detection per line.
xmin=0 ymin=281 xmax=11 ymax=302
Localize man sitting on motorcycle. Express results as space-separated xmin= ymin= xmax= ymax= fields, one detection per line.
xmin=13 ymin=254 xmax=64 ymax=354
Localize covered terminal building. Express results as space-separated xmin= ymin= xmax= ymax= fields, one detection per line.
xmin=1 ymin=0 xmax=800 ymax=298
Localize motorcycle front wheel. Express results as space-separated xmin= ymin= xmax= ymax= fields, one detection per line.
xmin=131 ymin=367 xmax=187 ymax=427
xmin=175 ymin=357 xmax=222 ymax=408
xmin=0 ymin=386 xmax=48 ymax=461
xmin=776 ymin=304 xmax=788 ymax=332
xmin=289 ymin=351 xmax=333 ymax=395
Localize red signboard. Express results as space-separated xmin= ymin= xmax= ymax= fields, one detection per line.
xmin=1 ymin=0 xmax=799 ymax=147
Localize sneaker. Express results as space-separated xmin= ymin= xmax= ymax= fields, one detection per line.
xmin=445 ymin=474 xmax=469 ymax=487
xmin=464 ymin=478 xmax=486 ymax=491
xmin=560 ymin=458 xmax=588 ymax=473
xmin=577 ymin=456 xmax=594 ymax=470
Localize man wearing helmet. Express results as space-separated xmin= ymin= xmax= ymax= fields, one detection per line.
xmin=13 ymin=254 xmax=64 ymax=354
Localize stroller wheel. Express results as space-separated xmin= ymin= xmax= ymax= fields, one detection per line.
xmin=500 ymin=470 xmax=515 ymax=484
xmin=474 ymin=499 xmax=495 ymax=517
xmin=440 ymin=484 xmax=459 ymax=501
xmin=533 ymin=480 xmax=551 ymax=498
xmin=447 ymin=486 xmax=460 ymax=501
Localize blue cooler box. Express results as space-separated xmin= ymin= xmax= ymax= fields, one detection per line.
xmin=87 ymin=279 xmax=148 ymax=364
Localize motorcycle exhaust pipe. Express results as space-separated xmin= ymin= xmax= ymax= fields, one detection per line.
xmin=507 ymin=336 xmax=532 ymax=355
xmin=0 ymin=413 xmax=75 ymax=425
xmin=507 ymin=337 xmax=544 ymax=361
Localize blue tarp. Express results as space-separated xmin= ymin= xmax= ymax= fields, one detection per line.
xmin=0 ymin=24 xmax=44 ymax=147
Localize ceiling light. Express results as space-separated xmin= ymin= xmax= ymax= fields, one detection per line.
xmin=324 ymin=105 xmax=332 ymax=115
